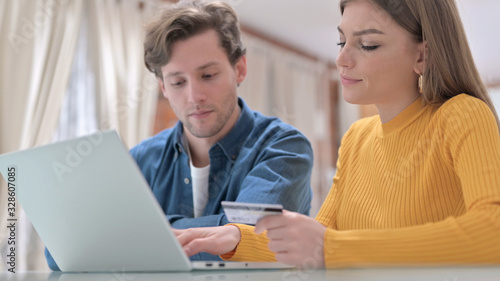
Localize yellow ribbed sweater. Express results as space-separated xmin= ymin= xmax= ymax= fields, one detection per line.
xmin=222 ymin=94 xmax=500 ymax=267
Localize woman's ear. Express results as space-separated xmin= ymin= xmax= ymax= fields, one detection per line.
xmin=414 ymin=41 xmax=427 ymax=75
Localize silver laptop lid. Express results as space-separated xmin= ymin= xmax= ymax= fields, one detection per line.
xmin=0 ymin=130 xmax=192 ymax=272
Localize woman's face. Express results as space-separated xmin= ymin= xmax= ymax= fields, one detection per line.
xmin=336 ymin=0 xmax=423 ymax=106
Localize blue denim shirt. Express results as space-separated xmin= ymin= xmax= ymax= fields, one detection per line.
xmin=45 ymin=98 xmax=313 ymax=270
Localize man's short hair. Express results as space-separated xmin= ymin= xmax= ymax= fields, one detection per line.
xmin=144 ymin=0 xmax=247 ymax=78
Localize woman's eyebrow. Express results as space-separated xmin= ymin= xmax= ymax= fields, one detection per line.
xmin=337 ymin=26 xmax=385 ymax=36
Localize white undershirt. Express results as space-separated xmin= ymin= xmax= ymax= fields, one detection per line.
xmin=183 ymin=134 xmax=210 ymax=218
xmin=189 ymin=162 xmax=210 ymax=218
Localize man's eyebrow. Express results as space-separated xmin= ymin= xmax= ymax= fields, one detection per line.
xmin=337 ymin=26 xmax=385 ymax=36
xmin=197 ymin=61 xmax=219 ymax=70
xmin=165 ymin=71 xmax=182 ymax=78
xmin=165 ymin=62 xmax=220 ymax=78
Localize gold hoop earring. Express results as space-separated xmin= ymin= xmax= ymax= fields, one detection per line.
xmin=418 ymin=75 xmax=423 ymax=94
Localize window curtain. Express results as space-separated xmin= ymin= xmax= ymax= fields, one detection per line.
xmin=56 ymin=0 xmax=160 ymax=147
xmin=0 ymin=0 xmax=84 ymax=271
xmin=53 ymin=5 xmax=99 ymax=142
xmin=87 ymin=0 xmax=159 ymax=149
xmin=0 ymin=0 xmax=159 ymax=271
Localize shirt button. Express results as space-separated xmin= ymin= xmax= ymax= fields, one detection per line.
xmin=184 ymin=178 xmax=190 ymax=184
xmin=231 ymin=155 xmax=237 ymax=160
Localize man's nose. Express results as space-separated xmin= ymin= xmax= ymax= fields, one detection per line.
xmin=187 ymin=80 xmax=207 ymax=104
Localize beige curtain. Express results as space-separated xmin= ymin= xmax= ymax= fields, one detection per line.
xmin=238 ymin=33 xmax=333 ymax=216
xmin=88 ymin=0 xmax=159 ymax=149
xmin=0 ymin=0 xmax=159 ymax=271
xmin=0 ymin=0 xmax=84 ymax=271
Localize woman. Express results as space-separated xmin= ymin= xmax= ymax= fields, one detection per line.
xmin=175 ymin=0 xmax=500 ymax=268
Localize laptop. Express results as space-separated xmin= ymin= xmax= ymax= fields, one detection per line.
xmin=0 ymin=130 xmax=290 ymax=272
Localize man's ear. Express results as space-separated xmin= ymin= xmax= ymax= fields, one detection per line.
xmin=414 ymin=41 xmax=427 ymax=75
xmin=157 ymin=77 xmax=168 ymax=99
xmin=234 ymin=55 xmax=247 ymax=86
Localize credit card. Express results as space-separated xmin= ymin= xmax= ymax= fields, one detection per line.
xmin=221 ymin=201 xmax=283 ymax=225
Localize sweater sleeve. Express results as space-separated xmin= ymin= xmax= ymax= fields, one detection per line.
xmin=220 ymin=224 xmax=276 ymax=262
xmin=322 ymin=98 xmax=500 ymax=268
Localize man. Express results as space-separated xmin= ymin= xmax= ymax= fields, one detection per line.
xmin=45 ymin=0 xmax=312 ymax=269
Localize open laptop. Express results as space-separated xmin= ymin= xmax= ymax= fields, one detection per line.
xmin=0 ymin=130 xmax=290 ymax=272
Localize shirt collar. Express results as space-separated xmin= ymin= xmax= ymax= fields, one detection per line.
xmin=214 ymin=97 xmax=253 ymax=161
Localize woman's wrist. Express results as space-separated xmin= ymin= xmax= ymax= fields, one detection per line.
xmin=220 ymin=224 xmax=242 ymax=260
xmin=228 ymin=224 xmax=242 ymax=250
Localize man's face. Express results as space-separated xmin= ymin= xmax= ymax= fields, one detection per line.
xmin=159 ymin=29 xmax=247 ymax=140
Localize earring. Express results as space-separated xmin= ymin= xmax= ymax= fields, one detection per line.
xmin=418 ymin=75 xmax=423 ymax=94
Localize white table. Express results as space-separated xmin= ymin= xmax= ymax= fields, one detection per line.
xmin=2 ymin=267 xmax=500 ymax=281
